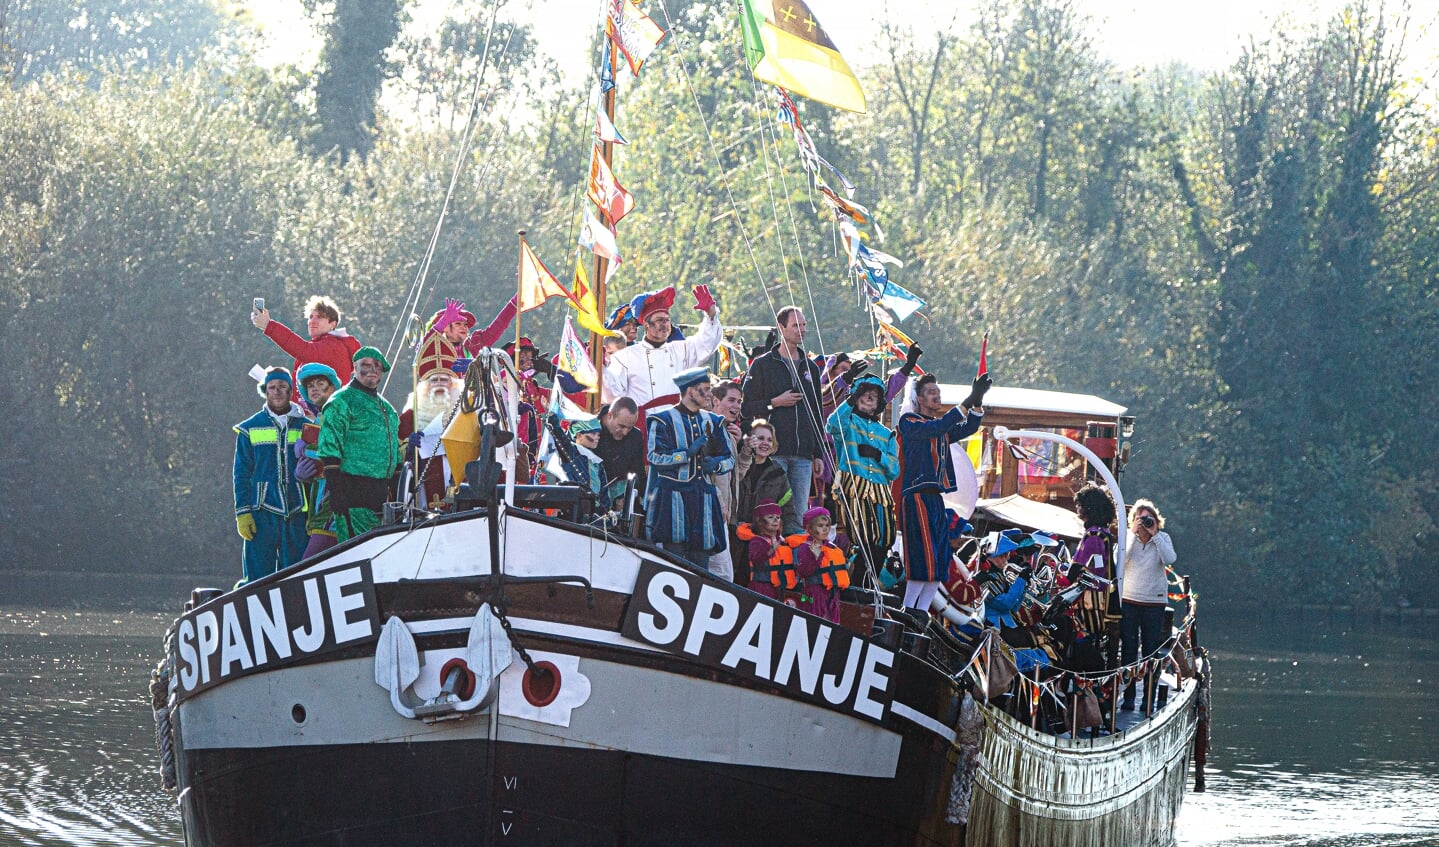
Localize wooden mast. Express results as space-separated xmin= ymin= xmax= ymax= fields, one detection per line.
xmin=585 ymin=43 xmax=620 ymax=413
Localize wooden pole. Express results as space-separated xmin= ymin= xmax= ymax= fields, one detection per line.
xmin=516 ymin=229 xmax=525 ymax=360
xmin=586 ymin=44 xmax=620 ymax=413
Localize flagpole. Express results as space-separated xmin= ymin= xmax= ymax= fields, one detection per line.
xmin=586 ymin=44 xmax=619 ymax=414
xmin=516 ymin=229 xmax=525 ymax=361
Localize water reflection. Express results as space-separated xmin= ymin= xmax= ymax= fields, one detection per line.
xmin=1175 ymin=616 xmax=1439 ymax=846
xmin=0 ymin=607 xmax=1435 ymax=846
xmin=0 ymin=610 xmax=180 ymax=846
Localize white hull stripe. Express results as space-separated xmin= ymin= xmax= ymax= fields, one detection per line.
xmin=890 ymin=701 xmax=958 ymax=744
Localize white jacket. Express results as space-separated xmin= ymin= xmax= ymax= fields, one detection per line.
xmin=1122 ymin=530 xmax=1176 ymax=605
xmin=602 ymin=313 xmax=722 ymax=409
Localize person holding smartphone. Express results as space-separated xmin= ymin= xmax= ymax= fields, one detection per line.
xmin=1120 ymin=499 xmax=1177 ymax=711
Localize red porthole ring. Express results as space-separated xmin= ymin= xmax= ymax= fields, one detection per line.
xmin=521 ymin=661 xmax=561 ymax=708
xmin=440 ymin=658 xmax=477 ymax=700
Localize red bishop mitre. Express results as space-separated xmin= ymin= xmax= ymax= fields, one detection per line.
xmin=637 ymin=285 xmax=676 ymax=322
xmin=415 ymin=334 xmax=461 ymax=382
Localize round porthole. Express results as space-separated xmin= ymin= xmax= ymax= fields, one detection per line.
xmin=521 ymin=661 xmax=561 ymax=708
xmin=291 ymin=703 xmax=308 ymax=725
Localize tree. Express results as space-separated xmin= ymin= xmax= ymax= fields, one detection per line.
xmin=312 ymin=0 xmax=405 ymax=161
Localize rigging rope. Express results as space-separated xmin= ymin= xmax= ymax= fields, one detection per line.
xmin=381 ymin=4 xmax=517 ymax=392
xmin=652 ymin=0 xmax=778 ymax=321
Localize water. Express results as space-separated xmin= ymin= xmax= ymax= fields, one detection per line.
xmin=0 ymin=605 xmax=1435 ymax=846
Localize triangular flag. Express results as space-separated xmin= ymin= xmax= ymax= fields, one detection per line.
xmin=587 ymin=146 xmax=635 ymax=225
xmin=606 ymin=0 xmax=667 ymax=76
xmin=579 ymin=210 xmax=622 ymax=264
xmin=878 ymin=280 xmax=925 ymax=322
xmin=570 ymin=256 xmax=623 ymax=339
xmin=739 ymin=0 xmax=866 ymax=113
xmin=595 ymin=109 xmax=628 ymax=145
xmin=557 ymin=316 xmax=600 ymax=391
xmin=518 ymin=238 xmax=575 ymax=313
xmin=977 ymin=331 xmax=989 ymax=379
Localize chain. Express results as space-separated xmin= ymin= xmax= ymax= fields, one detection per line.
xmin=489 ymin=594 xmax=543 ymax=679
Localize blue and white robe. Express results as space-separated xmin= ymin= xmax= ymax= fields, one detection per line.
xmin=644 ymin=406 xmax=734 ymax=552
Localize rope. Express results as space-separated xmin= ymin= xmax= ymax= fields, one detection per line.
xmin=380 ymin=7 xmax=519 ymax=392
xmin=652 ymin=0 xmax=776 ymax=319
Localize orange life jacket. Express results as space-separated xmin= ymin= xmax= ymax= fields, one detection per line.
xmin=786 ymin=535 xmax=851 ymax=591
xmin=737 ymin=524 xmax=798 ymax=589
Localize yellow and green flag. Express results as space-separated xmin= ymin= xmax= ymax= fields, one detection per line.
xmin=739 ymin=0 xmax=866 ymax=113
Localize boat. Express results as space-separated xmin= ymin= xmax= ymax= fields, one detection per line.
xmin=148 ymin=357 xmax=1209 ymax=847
xmin=147 ymin=6 xmax=1210 ymax=844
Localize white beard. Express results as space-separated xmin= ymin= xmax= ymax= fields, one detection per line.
xmin=414 ymin=387 xmax=455 ymax=431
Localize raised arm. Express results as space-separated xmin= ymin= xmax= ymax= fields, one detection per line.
xmin=464 ymin=297 xmax=519 ymax=353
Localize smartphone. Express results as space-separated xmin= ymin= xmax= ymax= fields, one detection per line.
xmin=253 ymin=297 xmax=265 ymax=313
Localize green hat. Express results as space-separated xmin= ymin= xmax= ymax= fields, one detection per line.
xmin=569 ymin=417 xmax=601 ymax=437
xmin=352 ymin=346 xmax=391 ymax=372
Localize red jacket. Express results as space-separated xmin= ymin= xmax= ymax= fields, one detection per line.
xmin=264 ymin=321 xmax=362 ymax=402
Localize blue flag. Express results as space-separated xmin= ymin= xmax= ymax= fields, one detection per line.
xmin=600 ymin=41 xmax=616 ymax=94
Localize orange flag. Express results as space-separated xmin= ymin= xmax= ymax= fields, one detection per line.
xmin=587 ymin=146 xmax=635 ymax=225
xmin=518 ymin=238 xmax=575 ymax=313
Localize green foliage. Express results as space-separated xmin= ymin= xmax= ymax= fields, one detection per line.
xmin=1 ymin=0 xmax=1435 ymax=610
xmin=0 ymin=0 xmax=235 ymax=82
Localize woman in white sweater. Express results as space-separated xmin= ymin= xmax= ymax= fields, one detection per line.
xmin=1120 ymin=499 xmax=1177 ymax=711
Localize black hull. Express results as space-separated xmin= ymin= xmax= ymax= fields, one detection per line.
xmin=178 ymin=735 xmax=962 ymax=847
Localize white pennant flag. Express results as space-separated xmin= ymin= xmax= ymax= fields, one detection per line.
xmin=579 ymin=210 xmax=622 ymax=264
xmin=595 ymin=110 xmax=628 ymax=145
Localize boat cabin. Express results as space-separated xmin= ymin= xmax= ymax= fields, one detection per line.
xmin=937 ymin=384 xmax=1133 ymax=515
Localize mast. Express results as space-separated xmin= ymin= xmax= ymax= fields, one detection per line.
xmin=585 ymin=44 xmax=620 ymax=413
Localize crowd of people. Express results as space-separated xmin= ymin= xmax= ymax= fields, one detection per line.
xmin=232 ymin=286 xmax=1177 ymax=713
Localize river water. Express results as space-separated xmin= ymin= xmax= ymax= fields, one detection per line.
xmin=0 ymin=605 xmax=1435 ymax=846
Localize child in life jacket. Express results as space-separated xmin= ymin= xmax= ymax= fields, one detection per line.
xmin=735 ymin=500 xmax=796 ymax=601
xmin=790 ymin=507 xmax=850 ymax=623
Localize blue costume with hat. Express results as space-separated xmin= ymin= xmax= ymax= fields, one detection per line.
xmin=644 ymin=367 xmax=735 ymax=568
xmin=233 ymin=368 xmax=312 ymax=582
xmin=896 ymin=404 xmax=983 ymax=582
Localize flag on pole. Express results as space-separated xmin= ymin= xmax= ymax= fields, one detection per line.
xmin=739 ymin=0 xmax=866 ymax=113
xmin=606 ymin=0 xmax=667 ymax=76
xmin=587 ymin=145 xmax=635 ymax=225
xmin=599 ymin=40 xmax=616 ymax=94
xmin=976 ymin=331 xmax=989 ymax=379
xmin=518 ymin=237 xmax=575 ymax=312
xmin=570 ymin=255 xmax=622 ymax=339
xmin=595 ymin=109 xmax=628 ymax=145
xmin=878 ymin=280 xmax=925 ymax=322
xmin=579 ymin=210 xmax=622 ymax=263
xmin=557 ymin=316 xmax=600 ymax=391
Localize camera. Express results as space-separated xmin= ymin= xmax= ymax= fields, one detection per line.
xmin=253 ymin=297 xmax=265 ymax=313
xmin=1139 ymin=515 xmax=1156 ymax=529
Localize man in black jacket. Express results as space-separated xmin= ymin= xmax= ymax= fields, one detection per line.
xmin=597 ymin=397 xmax=646 ymax=498
xmin=741 ymin=306 xmax=824 ymax=515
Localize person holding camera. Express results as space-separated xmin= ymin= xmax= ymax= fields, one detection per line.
xmin=1120 ymin=499 xmax=1177 ymax=711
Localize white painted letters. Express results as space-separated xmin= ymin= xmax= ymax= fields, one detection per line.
xmin=720 ymin=604 xmax=775 ymax=679
xmin=325 ymin=567 xmax=372 ymax=644
xmin=853 ymin=645 xmax=895 ymax=720
xmin=219 ymin=603 xmax=254 ymax=676
xmin=196 ymin=610 xmax=219 ymax=685
xmin=247 ymin=589 xmax=291 ymax=665
xmin=291 ymin=578 xmax=327 ymax=653
xmin=177 ymin=618 xmax=199 ymax=691
xmin=637 ymin=571 xmax=690 ymax=645
xmin=821 ymin=637 xmax=864 ymax=705
xmin=683 ymin=585 xmax=740 ymax=656
xmin=774 ymin=617 xmax=829 ymax=694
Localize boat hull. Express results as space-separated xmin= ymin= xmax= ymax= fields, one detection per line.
xmin=966 ymin=674 xmax=1200 ymax=847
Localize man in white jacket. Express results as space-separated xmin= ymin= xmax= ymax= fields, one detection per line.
xmin=602 ymin=284 xmax=721 ymax=416
xmin=1120 ymin=498 xmax=1177 ymax=711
